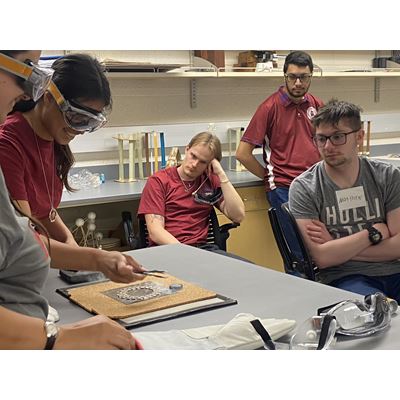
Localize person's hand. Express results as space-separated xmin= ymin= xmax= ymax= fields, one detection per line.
xmin=306 ymin=220 xmax=333 ymax=244
xmin=54 ymin=315 xmax=139 ymax=349
xmin=95 ymin=250 xmax=146 ymax=283
xmin=209 ymin=159 xmax=226 ymax=180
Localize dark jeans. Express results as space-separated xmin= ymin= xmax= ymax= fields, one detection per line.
xmin=267 ymin=187 xmax=303 ymax=274
xmin=330 ymin=273 xmax=400 ymax=303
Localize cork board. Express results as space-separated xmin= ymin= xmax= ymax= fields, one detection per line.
xmin=61 ymin=274 xmax=217 ymax=319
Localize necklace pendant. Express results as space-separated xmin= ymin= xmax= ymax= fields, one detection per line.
xmin=49 ymin=208 xmax=57 ymax=223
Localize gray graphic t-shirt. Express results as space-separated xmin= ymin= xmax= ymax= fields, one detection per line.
xmin=289 ymin=157 xmax=400 ymax=284
xmin=0 ymin=168 xmax=49 ymax=320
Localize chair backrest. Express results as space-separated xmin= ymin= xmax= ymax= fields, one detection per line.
xmin=138 ymin=207 xmax=237 ymax=251
xmin=268 ymin=203 xmax=319 ymax=281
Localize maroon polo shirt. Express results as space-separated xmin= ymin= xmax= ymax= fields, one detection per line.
xmin=242 ymin=86 xmax=323 ymax=191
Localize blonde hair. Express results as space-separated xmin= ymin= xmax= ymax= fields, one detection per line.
xmin=187 ymin=131 xmax=222 ymax=161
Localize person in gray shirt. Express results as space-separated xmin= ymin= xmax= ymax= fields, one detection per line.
xmin=0 ymin=50 xmax=145 ymax=349
xmin=289 ymin=99 xmax=400 ymax=302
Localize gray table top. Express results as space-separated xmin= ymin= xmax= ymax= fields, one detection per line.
xmin=60 ymin=170 xmax=263 ymax=208
xmin=43 ymin=244 xmax=400 ymax=349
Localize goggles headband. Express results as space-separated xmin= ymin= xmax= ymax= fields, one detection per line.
xmin=0 ymin=53 xmax=53 ymax=101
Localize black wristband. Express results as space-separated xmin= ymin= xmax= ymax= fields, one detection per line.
xmin=44 ymin=322 xmax=59 ymax=350
xmin=44 ymin=335 xmax=57 ymax=350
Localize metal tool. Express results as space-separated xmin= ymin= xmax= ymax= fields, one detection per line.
xmin=138 ymin=270 xmax=166 ymax=278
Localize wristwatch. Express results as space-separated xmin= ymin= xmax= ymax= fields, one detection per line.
xmin=44 ymin=321 xmax=59 ymax=350
xmin=366 ymin=224 xmax=383 ymax=245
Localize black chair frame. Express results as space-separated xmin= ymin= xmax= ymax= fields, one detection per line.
xmin=138 ymin=207 xmax=239 ymax=251
xmin=268 ymin=203 xmax=319 ymax=281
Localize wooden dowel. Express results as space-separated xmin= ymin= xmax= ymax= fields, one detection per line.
xmin=118 ymin=136 xmax=124 ymax=181
xmin=145 ymin=132 xmax=150 ymax=177
xmin=154 ymin=132 xmax=159 ymax=172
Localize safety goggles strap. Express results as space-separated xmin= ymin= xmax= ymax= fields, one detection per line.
xmin=47 ymin=81 xmax=65 ymax=107
xmin=250 ymin=319 xmax=276 ymax=350
xmin=0 ymin=53 xmax=33 ymax=80
xmin=317 ymin=315 xmax=336 ymax=350
xmin=317 ymin=301 xmax=343 ymax=316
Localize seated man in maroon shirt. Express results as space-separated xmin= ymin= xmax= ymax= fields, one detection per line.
xmin=138 ymin=132 xmax=245 ymax=253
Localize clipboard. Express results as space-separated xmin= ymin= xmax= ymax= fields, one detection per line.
xmin=56 ymin=275 xmax=237 ymax=329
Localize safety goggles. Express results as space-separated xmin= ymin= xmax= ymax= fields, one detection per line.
xmin=47 ymin=81 xmax=107 ymax=133
xmin=192 ymin=176 xmax=223 ymax=205
xmin=0 ymin=53 xmax=53 ymax=102
xmin=253 ymin=293 xmax=397 ymax=350
xmin=318 ymin=292 xmax=396 ymax=337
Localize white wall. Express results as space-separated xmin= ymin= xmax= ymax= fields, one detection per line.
xmin=43 ymin=50 xmax=400 ymax=164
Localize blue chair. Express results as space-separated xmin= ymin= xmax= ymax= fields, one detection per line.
xmin=268 ymin=203 xmax=319 ymax=281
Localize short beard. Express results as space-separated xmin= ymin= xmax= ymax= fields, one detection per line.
xmin=324 ymin=156 xmax=347 ymax=168
xmin=285 ymin=81 xmax=308 ymax=99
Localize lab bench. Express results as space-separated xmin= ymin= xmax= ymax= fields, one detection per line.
xmin=59 ymin=170 xmax=284 ymax=272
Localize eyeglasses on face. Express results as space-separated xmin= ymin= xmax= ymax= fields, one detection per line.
xmin=313 ymin=128 xmax=360 ymax=148
xmin=284 ymin=73 xmax=312 ymax=83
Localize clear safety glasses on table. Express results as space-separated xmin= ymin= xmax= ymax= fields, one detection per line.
xmin=253 ymin=292 xmax=397 ymax=350
xmin=0 ymin=53 xmax=53 ymax=102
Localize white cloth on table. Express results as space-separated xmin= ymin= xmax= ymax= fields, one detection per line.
xmin=133 ymin=313 xmax=296 ymax=350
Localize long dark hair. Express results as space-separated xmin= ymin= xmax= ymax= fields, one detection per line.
xmin=14 ymin=53 xmax=112 ymax=192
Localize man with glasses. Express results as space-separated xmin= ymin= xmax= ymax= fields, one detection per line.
xmin=236 ymin=51 xmax=323 ymax=264
xmin=289 ymin=99 xmax=400 ymax=302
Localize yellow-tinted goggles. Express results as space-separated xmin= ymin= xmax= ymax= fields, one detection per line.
xmin=48 ymin=81 xmax=107 ymax=133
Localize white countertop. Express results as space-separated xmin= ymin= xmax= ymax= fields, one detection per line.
xmin=60 ymin=170 xmax=263 ymax=208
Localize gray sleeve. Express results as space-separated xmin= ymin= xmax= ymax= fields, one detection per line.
xmin=383 ymin=165 xmax=400 ymax=213
xmin=289 ymin=177 xmax=319 ymax=220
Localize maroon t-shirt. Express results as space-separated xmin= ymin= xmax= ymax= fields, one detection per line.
xmin=0 ymin=112 xmax=63 ymax=220
xmin=242 ymin=86 xmax=323 ymax=192
xmin=138 ymin=166 xmax=221 ymax=246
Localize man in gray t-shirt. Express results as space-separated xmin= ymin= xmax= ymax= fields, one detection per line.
xmin=289 ymin=99 xmax=400 ymax=302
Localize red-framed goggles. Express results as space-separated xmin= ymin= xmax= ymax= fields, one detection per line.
xmin=47 ymin=81 xmax=107 ymax=133
xmin=0 ymin=53 xmax=53 ymax=102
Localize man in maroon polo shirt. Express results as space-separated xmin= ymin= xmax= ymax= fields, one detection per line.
xmin=236 ymin=51 xmax=323 ymax=265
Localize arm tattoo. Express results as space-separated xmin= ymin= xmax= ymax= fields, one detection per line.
xmin=150 ymin=214 xmax=165 ymax=224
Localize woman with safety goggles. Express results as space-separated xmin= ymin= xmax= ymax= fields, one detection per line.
xmin=0 ymin=53 xmax=109 ymax=246
xmin=0 ymin=50 xmax=144 ymax=349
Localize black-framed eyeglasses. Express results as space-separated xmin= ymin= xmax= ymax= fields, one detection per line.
xmin=284 ymin=73 xmax=312 ymax=83
xmin=313 ymin=128 xmax=361 ymax=148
